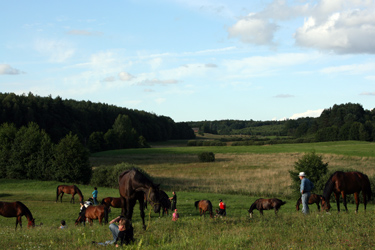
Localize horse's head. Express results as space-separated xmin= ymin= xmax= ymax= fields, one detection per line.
xmin=320 ymin=196 xmax=331 ymax=212
xmin=28 ymin=218 xmax=35 ymax=228
xmin=148 ymin=185 xmax=161 ymax=213
xmin=248 ymin=209 xmax=253 ymax=218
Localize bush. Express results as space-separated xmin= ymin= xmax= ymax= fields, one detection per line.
xmin=198 ymin=152 xmax=215 ymax=162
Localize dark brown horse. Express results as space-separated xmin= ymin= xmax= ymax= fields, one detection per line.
xmin=195 ymin=200 xmax=213 ymax=218
xmin=159 ymin=190 xmax=171 ymax=216
xmin=0 ymin=201 xmax=35 ymax=229
xmin=248 ymin=198 xmax=286 ymax=218
xmin=118 ymin=168 xmax=161 ymax=229
xmin=321 ymin=171 xmax=372 ymax=213
xmin=56 ymin=185 xmax=84 ymax=204
xmin=101 ymin=197 xmax=124 ymax=209
xmin=296 ymin=194 xmax=322 ymax=211
xmin=75 ymin=205 xmax=108 ymax=226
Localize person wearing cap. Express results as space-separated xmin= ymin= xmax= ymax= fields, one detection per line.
xmin=299 ymin=172 xmax=314 ymax=215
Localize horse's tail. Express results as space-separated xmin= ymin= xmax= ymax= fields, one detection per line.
xmin=100 ymin=198 xmax=106 ymax=205
xmin=104 ymin=206 xmax=109 ymax=224
xmin=194 ymin=200 xmax=200 ymax=209
xmin=207 ymin=200 xmax=213 ymax=218
xmin=363 ymin=174 xmax=372 ymax=201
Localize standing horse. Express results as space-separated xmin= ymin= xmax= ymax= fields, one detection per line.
xmin=56 ymin=185 xmax=84 ymax=204
xmin=320 ymin=171 xmax=372 ymax=213
xmin=0 ymin=201 xmax=35 ymax=229
xmin=248 ymin=198 xmax=286 ymax=218
xmin=159 ymin=190 xmax=171 ymax=216
xmin=101 ymin=197 xmax=124 ymax=209
xmin=118 ymin=168 xmax=161 ymax=230
xmin=194 ymin=200 xmax=213 ymax=218
xmin=296 ymin=194 xmax=322 ymax=211
xmin=75 ymin=205 xmax=108 ymax=226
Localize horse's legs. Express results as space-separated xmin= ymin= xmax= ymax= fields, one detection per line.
xmin=126 ymin=199 xmax=136 ymax=220
xmin=317 ymin=201 xmax=320 ymax=212
xmin=60 ymin=192 xmax=64 ymax=203
xmin=71 ymin=194 xmax=75 ymax=204
xmin=341 ymin=192 xmax=348 ymax=212
xmin=334 ymin=193 xmax=340 ymax=212
xmin=363 ymin=191 xmax=367 ymax=212
xmin=138 ymin=198 xmax=146 ymax=230
xmin=16 ymin=216 xmax=22 ymax=229
xmin=260 ymin=209 xmax=263 ymax=215
xmin=354 ymin=192 xmax=359 ymax=213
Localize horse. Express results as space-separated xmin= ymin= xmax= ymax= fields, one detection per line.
xmin=194 ymin=200 xmax=213 ymax=218
xmin=56 ymin=185 xmax=84 ymax=204
xmin=101 ymin=197 xmax=124 ymax=209
xmin=159 ymin=190 xmax=171 ymax=216
xmin=248 ymin=198 xmax=286 ymax=218
xmin=296 ymin=194 xmax=322 ymax=211
xmin=75 ymin=205 xmax=108 ymax=226
xmin=320 ymin=171 xmax=372 ymax=213
xmin=118 ymin=168 xmax=161 ymax=230
xmin=0 ymin=201 xmax=35 ymax=229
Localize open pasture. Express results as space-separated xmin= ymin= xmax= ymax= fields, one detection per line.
xmin=1 ymin=141 xmax=375 ymax=249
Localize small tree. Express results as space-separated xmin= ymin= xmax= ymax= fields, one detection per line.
xmin=198 ymin=152 xmax=215 ymax=162
xmin=289 ymin=151 xmax=328 ymax=198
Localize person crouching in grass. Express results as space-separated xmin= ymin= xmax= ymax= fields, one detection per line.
xmin=115 ymin=219 xmax=134 ymax=247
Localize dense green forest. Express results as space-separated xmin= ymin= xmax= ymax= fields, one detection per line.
xmin=0 ymin=92 xmax=195 ymax=147
xmin=188 ymin=103 xmax=375 ymax=142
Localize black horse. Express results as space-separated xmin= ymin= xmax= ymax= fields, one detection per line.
xmin=296 ymin=194 xmax=322 ymax=211
xmin=248 ymin=198 xmax=286 ymax=218
xmin=118 ymin=168 xmax=161 ymax=230
xmin=320 ymin=171 xmax=372 ymax=213
xmin=159 ymin=190 xmax=171 ymax=216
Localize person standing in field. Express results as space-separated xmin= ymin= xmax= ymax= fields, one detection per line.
xmin=299 ymin=172 xmax=314 ymax=215
xmin=169 ymin=191 xmax=177 ymax=211
xmin=92 ymin=187 xmax=98 ymax=205
xmin=217 ymin=199 xmax=226 ymax=216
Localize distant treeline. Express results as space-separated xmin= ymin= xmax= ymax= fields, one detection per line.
xmin=0 ymin=92 xmax=195 ymax=149
xmin=188 ymin=103 xmax=375 ymax=142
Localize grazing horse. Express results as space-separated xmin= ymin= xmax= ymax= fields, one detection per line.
xmin=248 ymin=198 xmax=286 ymax=218
xmin=296 ymin=194 xmax=322 ymax=211
xmin=194 ymin=200 xmax=213 ymax=218
xmin=320 ymin=171 xmax=372 ymax=213
xmin=159 ymin=190 xmax=171 ymax=216
xmin=0 ymin=201 xmax=35 ymax=229
xmin=56 ymin=185 xmax=84 ymax=204
xmin=75 ymin=205 xmax=108 ymax=226
xmin=101 ymin=197 xmax=124 ymax=209
xmin=118 ymin=168 xmax=161 ymax=230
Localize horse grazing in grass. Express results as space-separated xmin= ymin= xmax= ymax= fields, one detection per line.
xmin=248 ymin=198 xmax=286 ymax=218
xmin=195 ymin=200 xmax=213 ymax=218
xmin=0 ymin=201 xmax=35 ymax=229
xmin=75 ymin=205 xmax=108 ymax=226
xmin=159 ymin=190 xmax=171 ymax=216
xmin=118 ymin=168 xmax=161 ymax=230
xmin=101 ymin=197 xmax=124 ymax=209
xmin=56 ymin=185 xmax=84 ymax=204
xmin=320 ymin=171 xmax=372 ymax=213
xmin=296 ymin=194 xmax=322 ymax=211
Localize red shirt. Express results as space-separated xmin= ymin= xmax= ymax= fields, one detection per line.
xmin=219 ymin=202 xmax=226 ymax=210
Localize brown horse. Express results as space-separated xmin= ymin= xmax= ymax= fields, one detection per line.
xmin=0 ymin=201 xmax=35 ymax=229
xmin=195 ymin=200 xmax=213 ymax=218
xmin=56 ymin=185 xmax=84 ymax=204
xmin=296 ymin=194 xmax=322 ymax=211
xmin=118 ymin=168 xmax=161 ymax=230
xmin=101 ymin=197 xmax=124 ymax=209
xmin=321 ymin=171 xmax=372 ymax=213
xmin=248 ymin=198 xmax=286 ymax=218
xmin=75 ymin=205 xmax=108 ymax=226
xmin=159 ymin=190 xmax=171 ymax=216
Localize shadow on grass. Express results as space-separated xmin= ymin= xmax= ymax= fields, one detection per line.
xmin=0 ymin=193 xmax=12 ymax=198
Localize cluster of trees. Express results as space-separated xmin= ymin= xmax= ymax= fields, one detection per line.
xmin=0 ymin=92 xmax=195 ymax=147
xmin=188 ymin=103 xmax=375 ymax=142
xmin=0 ymin=122 xmax=91 ymax=184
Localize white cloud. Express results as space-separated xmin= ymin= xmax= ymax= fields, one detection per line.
xmin=274 ymin=94 xmax=294 ymax=98
xmin=155 ymin=98 xmax=166 ymax=104
xmin=0 ymin=64 xmax=24 ymax=75
xmin=67 ymin=29 xmax=102 ymax=36
xmin=321 ymin=62 xmax=375 ymax=74
xmin=34 ymin=38 xmax=75 ymax=62
xmin=360 ymin=92 xmax=375 ymax=96
xmin=137 ymin=79 xmax=179 ymax=86
xmin=228 ymin=13 xmax=278 ymax=45
xmin=119 ymin=72 xmax=135 ymax=81
xmin=289 ymin=109 xmax=324 ymax=119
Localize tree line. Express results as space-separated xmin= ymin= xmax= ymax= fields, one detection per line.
xmin=188 ymin=103 xmax=375 ymax=142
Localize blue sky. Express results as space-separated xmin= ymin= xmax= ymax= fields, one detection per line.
xmin=1 ymin=0 xmax=375 ymax=122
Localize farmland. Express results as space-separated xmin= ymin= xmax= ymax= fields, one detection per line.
xmin=1 ymin=141 xmax=375 ymax=249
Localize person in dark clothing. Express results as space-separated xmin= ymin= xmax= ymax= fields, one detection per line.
xmin=114 ymin=219 xmax=134 ymax=247
xmin=169 ymin=191 xmax=177 ymax=210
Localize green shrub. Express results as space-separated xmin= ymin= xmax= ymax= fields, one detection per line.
xmin=198 ymin=152 xmax=215 ymax=162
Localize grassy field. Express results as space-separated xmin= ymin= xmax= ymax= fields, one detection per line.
xmin=1 ymin=141 xmax=375 ymax=249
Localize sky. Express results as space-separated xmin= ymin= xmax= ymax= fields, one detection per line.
xmin=1 ymin=0 xmax=375 ymax=122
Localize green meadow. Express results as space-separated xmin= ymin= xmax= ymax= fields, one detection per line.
xmin=1 ymin=141 xmax=375 ymax=249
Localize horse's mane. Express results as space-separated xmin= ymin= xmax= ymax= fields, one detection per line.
xmin=74 ymin=185 xmax=84 ymax=201
xmin=16 ymin=201 xmax=33 ymax=220
xmin=249 ymin=199 xmax=260 ymax=213
xmin=119 ymin=168 xmax=156 ymax=187
xmin=322 ymin=172 xmax=338 ymax=199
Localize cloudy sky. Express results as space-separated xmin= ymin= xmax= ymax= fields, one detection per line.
xmin=1 ymin=0 xmax=375 ymax=122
